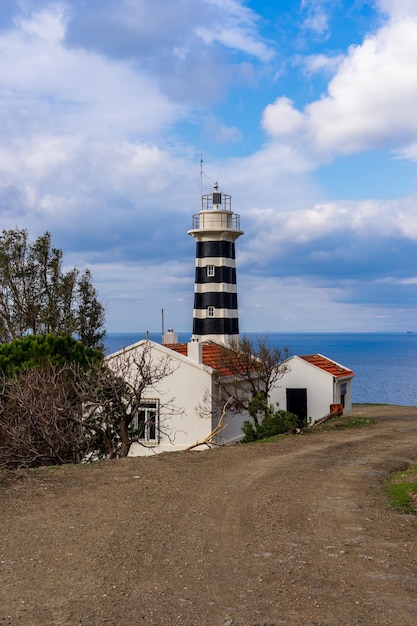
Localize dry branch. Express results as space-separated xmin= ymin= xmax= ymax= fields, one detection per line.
xmin=185 ymin=397 xmax=232 ymax=451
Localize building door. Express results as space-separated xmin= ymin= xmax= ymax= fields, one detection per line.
xmin=286 ymin=388 xmax=308 ymax=427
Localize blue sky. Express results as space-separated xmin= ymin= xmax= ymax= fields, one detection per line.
xmin=1 ymin=0 xmax=417 ymax=333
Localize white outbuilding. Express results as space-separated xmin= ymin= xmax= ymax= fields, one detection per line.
xmin=270 ymin=353 xmax=355 ymax=426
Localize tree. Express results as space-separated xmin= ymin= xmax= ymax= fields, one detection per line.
xmin=220 ymin=334 xmax=290 ymax=426
xmin=77 ymin=341 xmax=181 ymax=458
xmin=0 ymin=228 xmax=105 ymax=348
xmin=76 ymin=269 xmax=106 ymax=349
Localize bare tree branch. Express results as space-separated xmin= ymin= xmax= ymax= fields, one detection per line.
xmin=185 ymin=397 xmax=233 ymax=451
xmin=216 ymin=335 xmax=290 ymax=425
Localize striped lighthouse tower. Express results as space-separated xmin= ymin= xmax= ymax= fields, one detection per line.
xmin=188 ymin=182 xmax=244 ymax=344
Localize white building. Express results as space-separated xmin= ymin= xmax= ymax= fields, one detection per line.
xmin=270 ymin=354 xmax=354 ymax=426
xmin=105 ymin=340 xmax=355 ymax=456
xmin=106 ymin=338 xmax=250 ymax=456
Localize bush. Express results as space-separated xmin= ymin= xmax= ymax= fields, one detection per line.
xmin=0 ymin=335 xmax=104 ymax=469
xmin=242 ymin=406 xmax=299 ymax=442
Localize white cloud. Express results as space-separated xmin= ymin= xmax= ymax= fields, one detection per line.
xmin=299 ymin=53 xmax=345 ymax=77
xmin=308 ymin=16 xmax=417 ymax=155
xmin=300 ymin=0 xmax=332 ymax=37
xmin=239 ymin=275 xmax=404 ymax=333
xmin=197 ymin=26 xmax=272 ymax=61
xmin=376 ymin=0 xmax=417 ymax=19
xmin=200 ymin=0 xmax=274 ymax=61
xmin=262 ymin=6 xmax=417 ymax=160
xmin=398 ymin=276 xmax=417 ymax=284
xmin=0 ymin=128 xmax=197 ymax=261
xmin=202 ymin=117 xmax=243 ymax=144
xmin=0 ymin=8 xmax=180 ymax=140
xmin=88 ymin=258 xmax=194 ymax=333
xmin=394 ymin=142 xmax=417 ymax=161
xmin=396 ymin=195 xmax=417 ymax=240
xmin=237 ymin=193 xmax=417 ymax=276
xmin=62 ymin=0 xmax=274 ymax=106
xmin=302 ymin=12 xmax=329 ymax=36
xmin=262 ymin=97 xmax=306 ymax=137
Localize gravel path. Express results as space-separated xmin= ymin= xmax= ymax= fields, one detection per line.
xmin=1 ymin=405 xmax=417 ymax=625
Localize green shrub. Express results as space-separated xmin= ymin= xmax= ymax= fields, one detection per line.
xmin=242 ymin=405 xmax=299 ymax=442
xmin=242 ymin=420 xmax=257 ymax=442
xmin=0 ymin=334 xmax=102 ymax=378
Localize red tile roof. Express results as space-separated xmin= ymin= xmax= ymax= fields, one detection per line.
xmin=164 ymin=341 xmax=258 ymax=377
xmin=299 ymin=354 xmax=354 ymax=379
xmin=164 ymin=344 xmax=354 ymax=380
xmin=165 ymin=343 xmax=188 ymax=357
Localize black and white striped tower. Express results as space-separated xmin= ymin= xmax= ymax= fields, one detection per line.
xmin=188 ymin=182 xmax=244 ymax=343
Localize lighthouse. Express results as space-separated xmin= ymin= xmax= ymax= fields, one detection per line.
xmin=188 ymin=182 xmax=244 ymax=344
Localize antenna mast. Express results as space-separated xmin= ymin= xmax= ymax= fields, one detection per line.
xmin=200 ymin=155 xmax=203 ymax=199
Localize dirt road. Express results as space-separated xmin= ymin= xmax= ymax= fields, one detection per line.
xmin=1 ymin=405 xmax=417 ymax=625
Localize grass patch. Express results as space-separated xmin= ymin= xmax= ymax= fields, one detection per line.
xmin=313 ymin=415 xmax=374 ymax=431
xmin=333 ymin=415 xmax=373 ymax=429
xmin=385 ymin=464 xmax=417 ymax=514
xmin=249 ymin=433 xmax=293 ymax=444
xmin=354 ymin=403 xmax=391 ymax=406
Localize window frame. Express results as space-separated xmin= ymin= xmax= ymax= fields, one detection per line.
xmin=206 ymin=265 xmax=215 ymax=277
xmin=207 ymin=306 xmax=215 ymax=318
xmin=132 ymin=399 xmax=159 ymax=442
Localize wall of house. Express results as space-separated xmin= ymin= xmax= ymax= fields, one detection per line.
xmin=210 ymin=379 xmax=249 ymax=446
xmin=124 ymin=343 xmax=213 ymax=456
xmin=108 ymin=341 xmax=247 ymax=457
xmin=269 ymin=356 xmax=346 ymax=424
xmin=334 ymin=378 xmax=353 ymax=414
xmin=218 ymin=410 xmax=248 ymax=445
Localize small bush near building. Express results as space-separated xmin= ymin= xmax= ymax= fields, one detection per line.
xmin=242 ymin=407 xmax=299 ymax=442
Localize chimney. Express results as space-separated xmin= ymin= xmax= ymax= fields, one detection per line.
xmin=163 ymin=329 xmax=178 ymax=344
xmin=187 ymin=338 xmax=203 ymax=364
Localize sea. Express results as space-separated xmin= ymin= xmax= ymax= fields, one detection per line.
xmin=104 ymin=332 xmax=417 ymax=407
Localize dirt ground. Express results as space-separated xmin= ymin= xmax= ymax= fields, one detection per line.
xmin=1 ymin=405 xmax=417 ymax=626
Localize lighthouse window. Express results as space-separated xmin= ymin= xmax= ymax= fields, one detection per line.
xmin=207 ymin=306 xmax=215 ymax=317
xmin=207 ymin=265 xmax=215 ymax=277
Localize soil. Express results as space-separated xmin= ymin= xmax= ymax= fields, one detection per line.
xmin=1 ymin=404 xmax=417 ymax=626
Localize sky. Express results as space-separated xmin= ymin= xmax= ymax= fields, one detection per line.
xmin=1 ymin=0 xmax=417 ymax=334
